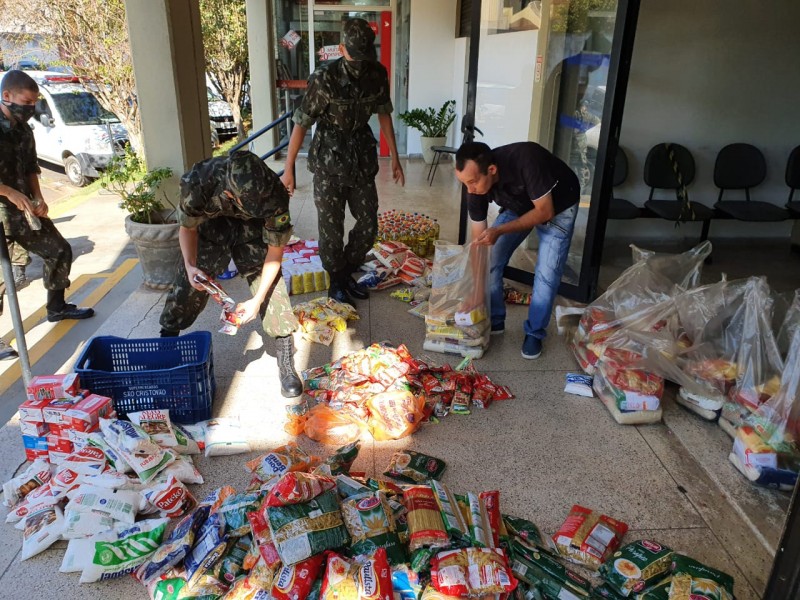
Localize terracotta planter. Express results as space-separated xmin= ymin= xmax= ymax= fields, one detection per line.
xmin=124 ymin=210 xmax=181 ymax=290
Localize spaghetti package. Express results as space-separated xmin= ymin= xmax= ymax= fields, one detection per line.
xmin=552 ymin=505 xmax=629 ymax=569
xmin=266 ymin=489 xmax=349 ymax=565
xmin=510 ymin=539 xmax=592 ymax=599
xmin=430 ymin=547 xmax=517 ymax=597
xmin=247 ymin=509 xmax=282 ymax=570
xmin=271 ymin=552 xmax=326 ymax=600
xmin=384 ymin=451 xmax=446 ymax=484
xmin=342 ymin=491 xmax=406 ymax=565
xmin=266 ymin=472 xmax=337 ymax=507
xmin=321 ymin=548 xmax=393 ymax=600
xmin=667 ymin=554 xmax=734 ymax=600
xmin=479 ymin=491 xmax=501 ymax=548
xmin=246 ymin=442 xmax=320 ymax=483
xmin=467 ymin=493 xmax=489 ymax=548
xmin=403 ymin=485 xmax=449 ymax=552
xmin=430 ymin=480 xmax=468 ymax=541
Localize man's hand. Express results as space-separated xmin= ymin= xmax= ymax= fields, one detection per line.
xmin=391 ymin=158 xmax=405 ymax=186
xmin=3 ymin=188 xmax=35 ymax=215
xmin=187 ymin=266 xmax=211 ymax=291
xmin=473 ymin=227 xmax=501 ymax=246
xmin=233 ymin=297 xmax=261 ymax=325
xmin=31 ymin=198 xmax=48 ymax=218
xmin=280 ymin=171 xmax=296 ymax=196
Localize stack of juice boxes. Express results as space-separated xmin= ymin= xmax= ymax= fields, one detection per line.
xmin=18 ymin=374 xmax=115 ymax=463
xmin=282 ymin=239 xmax=330 ymax=295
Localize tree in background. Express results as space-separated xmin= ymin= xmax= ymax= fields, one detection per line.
xmin=201 ymin=0 xmax=250 ymax=141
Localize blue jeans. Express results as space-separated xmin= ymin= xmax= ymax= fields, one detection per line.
xmin=489 ymin=205 xmax=578 ymax=339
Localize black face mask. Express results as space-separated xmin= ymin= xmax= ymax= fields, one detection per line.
xmin=3 ymin=101 xmax=36 ymax=123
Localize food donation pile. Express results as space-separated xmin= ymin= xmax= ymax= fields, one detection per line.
xmin=283 ymin=239 xmax=330 ymax=296
xmin=293 ymin=298 xmax=360 ymax=346
xmin=286 ymin=343 xmax=514 ymax=444
xmin=376 ymin=209 xmax=441 ymax=258
xmin=3 ymin=436 xmax=737 ymax=600
xmin=570 ymin=241 xmax=800 ymax=490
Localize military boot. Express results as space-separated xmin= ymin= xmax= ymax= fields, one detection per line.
xmin=276 ymin=335 xmax=303 ymax=398
xmin=46 ymin=289 xmax=95 ymax=322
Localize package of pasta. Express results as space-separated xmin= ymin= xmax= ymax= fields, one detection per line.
xmin=208 ymin=534 xmax=252 ymax=587
xmin=321 ymin=548 xmax=393 ymax=600
xmin=271 ymin=552 xmax=326 ymax=600
xmin=342 ymin=491 xmax=406 ymax=565
xmin=479 ymin=490 xmax=501 ymax=548
xmin=509 ymin=539 xmax=592 ymax=599
xmin=247 ymin=509 xmax=282 ymax=570
xmin=321 ymin=441 xmax=362 ymax=475
xmin=403 ymin=485 xmax=449 ymax=551
xmin=430 ymin=480 xmax=468 ymax=541
xmin=245 ymin=442 xmax=320 ymax=484
xmin=430 ymin=547 xmax=517 ymax=597
xmin=667 ymin=554 xmax=734 ymax=600
xmin=219 ymin=491 xmax=262 ymax=537
xmin=225 ymin=554 xmax=278 ymax=600
xmin=138 ymin=504 xmax=210 ymax=584
xmin=266 ymin=472 xmax=337 ymax=507
xmin=552 ymin=505 xmax=629 ymax=569
xmin=503 ymin=514 xmax=557 ymax=554
xmin=598 ymin=540 xmax=673 ymax=597
xmin=467 ymin=493 xmax=490 ymax=548
xmin=266 ymin=488 xmax=349 ymax=565
xmin=384 ymin=450 xmax=446 ymax=484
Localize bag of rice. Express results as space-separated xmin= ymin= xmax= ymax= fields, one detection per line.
xmin=266 ymin=472 xmax=336 ymax=507
xmin=342 ymin=491 xmax=406 ymax=565
xmin=271 ymin=553 xmax=326 ymax=600
xmin=203 ymin=417 xmax=252 ymax=457
xmin=20 ymin=501 xmax=65 ymax=560
xmin=62 ymin=508 xmax=116 ymax=539
xmin=266 ymin=488 xmax=349 ymax=565
xmin=403 ymin=485 xmax=449 ymax=552
xmin=598 ymin=540 xmax=673 ymax=597
xmin=430 ymin=547 xmax=517 ymax=597
xmin=384 ymin=451 xmax=446 ymax=483
xmin=61 ymin=538 xmax=96 ymax=573
xmin=79 ymin=518 xmax=169 ymax=583
xmin=66 ymin=484 xmax=141 ymax=524
xmin=245 ymin=442 xmax=320 ymax=483
xmin=668 ymin=555 xmax=734 ymax=600
xmin=81 ymin=432 xmax=132 ymax=473
xmin=3 ymin=458 xmax=51 ymax=507
xmin=159 ymin=454 xmax=204 ymax=485
xmin=552 ymin=505 xmax=629 ymax=569
xmin=129 ymin=409 xmax=178 ymax=448
xmin=100 ymin=417 xmax=162 ymax=455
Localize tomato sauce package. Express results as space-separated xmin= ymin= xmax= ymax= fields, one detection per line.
xmin=271 ymin=553 xmax=326 ymax=600
xmin=552 ymin=505 xmax=629 ymax=569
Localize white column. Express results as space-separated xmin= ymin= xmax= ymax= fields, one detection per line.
xmin=126 ymin=0 xmax=211 ymax=205
xmin=246 ymin=0 xmax=279 ymax=158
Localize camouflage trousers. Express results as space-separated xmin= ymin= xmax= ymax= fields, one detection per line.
xmin=0 ymin=202 xmax=71 ymax=295
xmin=313 ymin=176 xmax=378 ymax=277
xmin=159 ymin=216 xmax=297 ymax=337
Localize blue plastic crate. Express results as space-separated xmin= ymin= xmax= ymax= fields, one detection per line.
xmin=74 ymin=332 xmax=215 ymax=424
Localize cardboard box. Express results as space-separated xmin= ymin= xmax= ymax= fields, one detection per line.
xmin=19 ymin=420 xmax=49 ymax=437
xmin=46 ymin=433 xmax=74 ymax=454
xmin=22 ymin=434 xmax=49 ymax=452
xmin=26 ymin=373 xmax=80 ymax=401
xmin=24 ymin=448 xmax=49 ymax=462
xmin=18 ymin=398 xmax=52 ymax=422
xmin=43 ymin=397 xmax=81 ymax=425
xmin=63 ymin=393 xmax=113 ymax=432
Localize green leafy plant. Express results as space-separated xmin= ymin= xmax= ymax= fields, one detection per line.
xmin=398 ymin=100 xmax=456 ymax=138
xmin=101 ymin=147 xmax=174 ymax=224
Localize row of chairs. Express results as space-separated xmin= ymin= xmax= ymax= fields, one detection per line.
xmin=609 ymin=143 xmax=800 ymax=241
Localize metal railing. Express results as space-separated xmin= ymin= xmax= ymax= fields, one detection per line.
xmin=229 ymin=111 xmax=294 ymax=177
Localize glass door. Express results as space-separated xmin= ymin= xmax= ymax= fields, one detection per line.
xmin=462 ymin=0 xmax=637 ymax=302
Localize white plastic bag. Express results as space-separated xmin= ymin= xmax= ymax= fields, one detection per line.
xmin=65 ymin=484 xmax=141 ymax=524
xmin=100 ymin=418 xmax=161 ymax=456
xmin=79 ymin=518 xmax=169 ymax=583
xmin=62 ymin=509 xmax=116 ymax=539
xmin=21 ymin=502 xmax=64 ymax=560
xmin=2 ymin=458 xmax=51 ymax=507
xmin=129 ymin=409 xmax=178 ymax=448
xmin=202 ymin=418 xmax=251 ymax=457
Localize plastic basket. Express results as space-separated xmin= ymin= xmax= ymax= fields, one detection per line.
xmin=74 ymin=331 xmax=215 ymax=424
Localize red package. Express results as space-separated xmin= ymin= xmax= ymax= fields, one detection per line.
xmin=492 ymin=384 xmax=515 ymax=400
xmin=479 ymin=491 xmax=501 ymax=548
xmin=552 ymin=505 xmax=629 ymax=568
xmin=63 ymin=393 xmax=114 ymax=432
xmin=24 ymin=448 xmax=49 ymax=462
xmin=144 ymin=475 xmax=197 ymax=519
xmin=248 ymin=510 xmax=282 ymax=569
xmin=271 ymin=553 xmax=326 ymax=600
xmin=321 ymin=548 xmax=393 ymax=600
xmin=26 ymin=373 xmax=80 ymax=402
xmin=46 ymin=433 xmax=74 ymax=454
xmin=421 ymin=373 xmax=444 ymax=394
xmin=430 ymin=548 xmax=517 ymax=597
xmin=265 ymin=472 xmax=337 ymax=507
xmin=20 ymin=420 xmax=49 ymax=437
xmin=19 ymin=399 xmax=52 ymax=422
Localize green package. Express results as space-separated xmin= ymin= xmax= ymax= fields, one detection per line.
xmin=341 ymin=491 xmax=407 ymax=565
xmin=383 ymin=450 xmax=446 ymax=483
xmin=266 ymin=489 xmax=349 ymax=566
xmin=510 ymin=539 xmax=592 ymax=599
xmin=634 ymin=577 xmax=671 ymax=600
xmin=431 ymin=480 xmax=468 ymax=540
xmin=219 ymin=492 xmax=262 ymax=537
xmin=324 ymin=441 xmax=361 ymax=475
xmin=668 ymin=554 xmax=734 ymax=600
xmin=467 ymin=492 xmax=489 ymax=547
xmin=504 ymin=514 xmax=556 ymax=554
xmin=598 ymin=540 xmax=673 ymax=597
xmin=410 ymin=546 xmax=436 ymax=574
xmin=210 ymin=534 xmax=251 ymax=586
xmin=336 ymin=474 xmax=372 ymax=498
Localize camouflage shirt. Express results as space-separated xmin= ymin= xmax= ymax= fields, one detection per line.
xmin=0 ymin=110 xmax=40 ymax=216
xmin=177 ymin=153 xmax=293 ymax=248
xmin=294 ymin=58 xmax=392 ymax=182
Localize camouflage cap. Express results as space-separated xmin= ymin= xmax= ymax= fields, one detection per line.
xmin=342 ymin=18 xmax=377 ymax=62
xmin=226 ymin=150 xmax=287 ymax=219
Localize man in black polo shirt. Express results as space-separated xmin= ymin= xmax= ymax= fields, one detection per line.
xmin=455 ymin=141 xmax=579 ymax=359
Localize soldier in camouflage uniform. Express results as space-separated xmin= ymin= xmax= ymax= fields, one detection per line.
xmin=0 ymin=70 xmax=94 ymax=360
xmin=159 ymin=150 xmax=303 ymax=397
xmin=282 ymin=18 xmax=404 ymax=304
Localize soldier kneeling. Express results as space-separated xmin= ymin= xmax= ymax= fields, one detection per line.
xmin=159 ymin=150 xmax=302 ymax=397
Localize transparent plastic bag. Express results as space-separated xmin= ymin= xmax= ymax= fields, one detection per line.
xmin=303 ymin=404 xmax=363 ymax=445
xmin=778 ymin=290 xmax=800 ymax=360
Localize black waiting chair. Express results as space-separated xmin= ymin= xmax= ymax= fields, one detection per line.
xmin=786 ymin=145 xmax=800 ymax=217
xmin=607 ymin=147 xmax=642 ymax=219
xmin=427 ymin=145 xmax=458 ymax=186
xmin=714 ymin=143 xmax=790 ymax=222
xmin=643 ymin=143 xmax=714 ymax=241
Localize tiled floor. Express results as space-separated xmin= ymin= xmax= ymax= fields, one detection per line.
xmin=0 ymin=157 xmax=793 ymax=599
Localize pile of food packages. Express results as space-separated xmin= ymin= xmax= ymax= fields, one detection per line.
xmin=285 ymin=343 xmax=513 ymax=444
xmin=283 ymin=239 xmax=330 ymax=296
xmin=376 ymin=210 xmax=441 ymax=258
xmin=423 ymin=242 xmax=491 ymax=359
xmin=358 ymin=240 xmax=432 ymax=292
xmin=570 ymin=241 xmax=800 ymax=490
xmin=293 ymin=298 xmax=360 ymax=346
xmin=3 ymin=436 xmax=737 ymax=599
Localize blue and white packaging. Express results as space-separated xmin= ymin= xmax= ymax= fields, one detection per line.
xmin=564 ymin=373 xmax=594 ymax=398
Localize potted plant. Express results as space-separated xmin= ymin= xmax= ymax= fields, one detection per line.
xmin=102 ymin=147 xmax=181 ymax=290
xmin=398 ymin=99 xmax=457 ymax=165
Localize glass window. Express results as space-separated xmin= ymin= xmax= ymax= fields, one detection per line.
xmin=49 ymin=92 xmax=119 ymax=126
xmin=486 ymin=0 xmax=542 ymax=34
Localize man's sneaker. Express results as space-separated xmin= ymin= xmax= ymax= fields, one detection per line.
xmin=521 ymin=335 xmax=542 ymax=360
xmin=0 ymin=339 xmax=18 ymax=361
xmin=12 ymin=265 xmax=28 ymax=290
xmin=47 ymin=304 xmax=95 ymax=322
xmin=490 ymin=323 xmax=505 ymax=335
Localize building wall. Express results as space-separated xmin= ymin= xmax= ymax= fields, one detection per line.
xmin=407 ymin=0 xmax=458 ymax=155
xmin=610 ymin=0 xmax=800 ymax=240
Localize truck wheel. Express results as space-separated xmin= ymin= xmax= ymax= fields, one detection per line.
xmin=65 ymin=155 xmax=89 ymax=187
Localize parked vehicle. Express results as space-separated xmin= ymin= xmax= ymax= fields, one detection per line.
xmin=24 ymin=71 xmax=128 ymax=186
xmin=208 ymin=87 xmax=237 ymax=143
